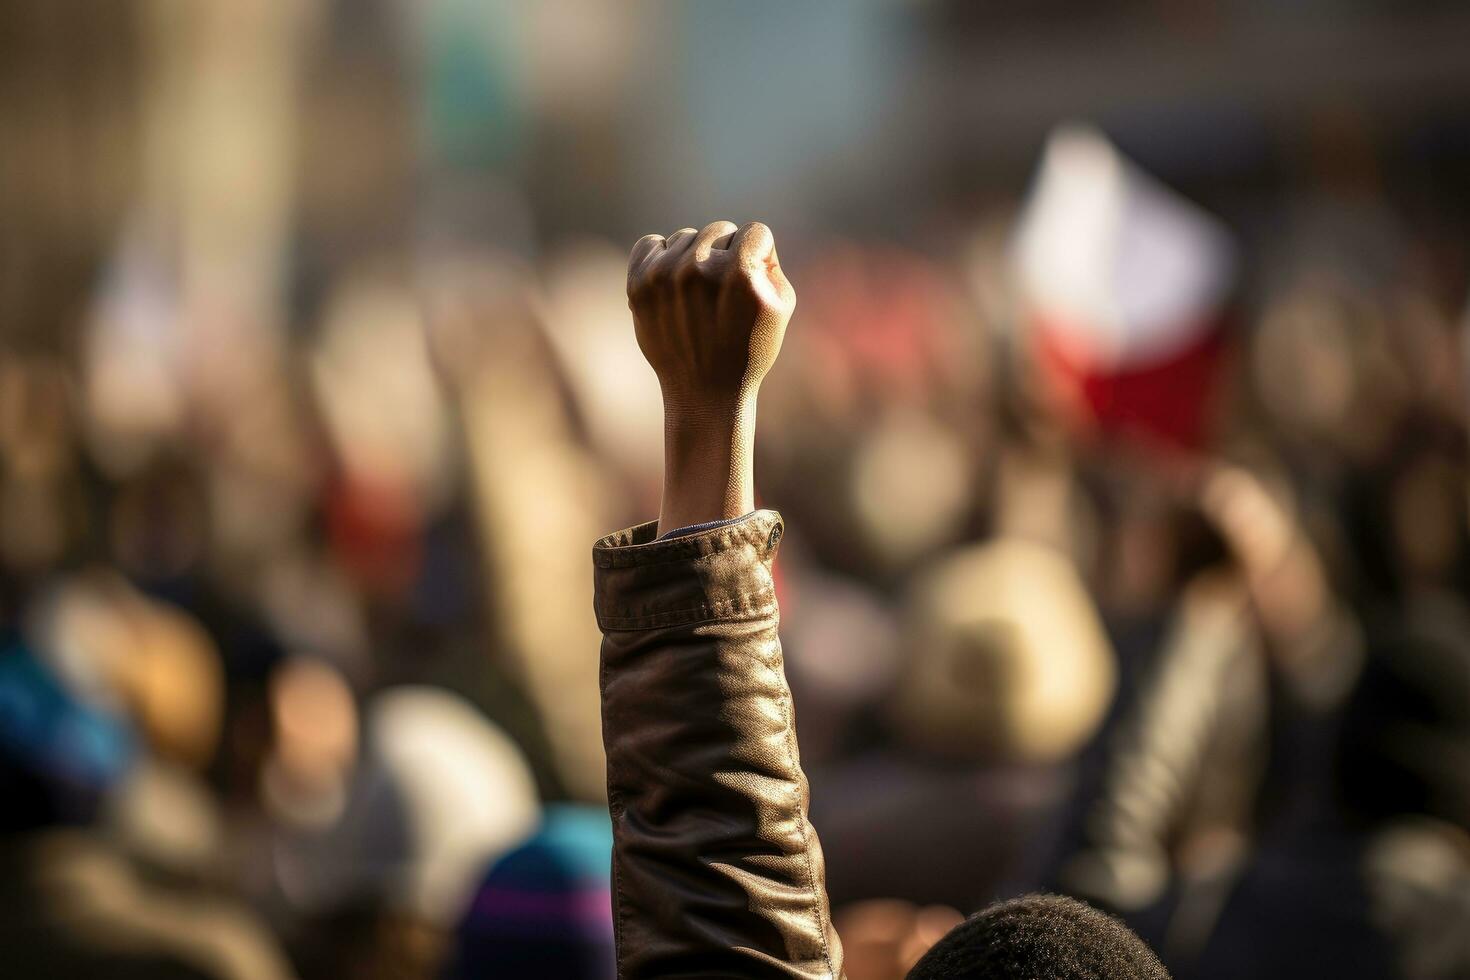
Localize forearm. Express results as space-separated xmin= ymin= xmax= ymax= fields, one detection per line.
xmin=658 ymin=395 xmax=758 ymax=536
xmin=593 ymin=513 xmax=843 ymax=978
xmin=598 ymin=220 xmax=838 ymax=975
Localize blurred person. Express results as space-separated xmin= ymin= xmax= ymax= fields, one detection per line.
xmin=32 ymin=575 xmax=224 ymax=768
xmin=424 ymin=254 xmax=616 ymax=802
xmin=1247 ymin=273 xmax=1470 ymax=603
xmin=0 ymin=354 xmax=88 ymax=581
xmin=311 ymin=265 xmax=456 ymax=601
xmin=0 ymin=642 xmax=294 ymax=980
xmin=1182 ymin=594 xmax=1470 ymax=980
xmin=269 ymin=684 xmax=539 ymax=979
xmin=1063 ymin=463 xmax=1366 ymax=966
xmin=1250 ymin=279 xmax=1404 ymax=469
xmin=82 ymin=213 xmax=320 ymax=591
xmin=541 ymin=239 xmax=667 ymax=509
xmin=906 ymin=894 xmax=1169 ymax=980
xmin=0 ymin=640 xmax=135 ymax=834
xmin=1342 ymin=599 xmax=1470 ymax=980
xmin=1061 ymin=568 xmax=1265 ymax=941
xmin=811 ymin=538 xmax=1115 ymax=911
xmin=27 ymin=573 xmax=238 ymax=882
xmin=1003 ymin=127 xmax=1257 ymax=685
xmin=590 ymin=219 xmax=1171 ymax=978
xmin=444 ymin=804 xmax=615 ymax=980
xmin=889 ymin=538 xmax=1114 ymax=763
xmin=259 ymin=657 xmax=359 ymax=832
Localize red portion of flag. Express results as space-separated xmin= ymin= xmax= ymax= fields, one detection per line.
xmin=1032 ymin=313 xmax=1226 ymax=451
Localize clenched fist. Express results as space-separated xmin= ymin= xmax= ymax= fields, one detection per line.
xmin=626 ymin=220 xmax=795 ymax=534
xmin=628 ymin=220 xmax=795 ymax=407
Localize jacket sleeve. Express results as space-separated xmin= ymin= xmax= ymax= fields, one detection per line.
xmin=592 ymin=510 xmax=844 ymax=980
xmin=1063 ymin=575 xmax=1265 ymax=911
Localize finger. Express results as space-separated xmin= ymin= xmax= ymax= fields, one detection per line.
xmin=627 ymin=234 xmax=665 ymax=278
xmin=693 ymin=220 xmax=739 ymax=261
xmin=658 ymin=227 xmax=699 ymax=266
xmin=731 ymin=220 xmax=775 ymax=269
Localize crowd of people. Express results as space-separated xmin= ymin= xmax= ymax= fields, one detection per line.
xmin=4 ymin=182 xmax=1468 ymax=980
xmin=3 ymin=3 xmax=1470 ymax=979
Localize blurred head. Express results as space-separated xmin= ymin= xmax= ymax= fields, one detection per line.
xmin=1251 ymin=279 xmax=1408 ymax=460
xmin=447 ymin=805 xmax=615 ymax=980
xmin=890 ymin=539 xmax=1115 ymax=762
xmin=273 ymin=686 xmax=540 ymax=928
xmin=906 ymin=894 xmax=1170 ymax=980
xmin=262 ymin=656 xmax=359 ymax=828
xmin=0 ymin=644 xmax=133 ymax=830
xmin=35 ymin=575 xmax=223 ymax=771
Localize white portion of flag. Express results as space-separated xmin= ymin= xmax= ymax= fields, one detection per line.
xmin=1015 ymin=124 xmax=1237 ymax=369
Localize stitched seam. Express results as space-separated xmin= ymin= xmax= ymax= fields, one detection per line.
xmin=777 ymin=653 xmax=835 ymax=977
xmin=597 ymin=608 xmax=770 ymax=629
xmin=602 ymin=642 xmax=628 ymax=980
xmin=594 ymin=538 xmax=763 ymax=569
xmin=595 ymin=523 xmax=759 ymax=555
xmin=596 ymin=589 xmax=777 ymax=631
xmin=609 ymin=794 xmax=628 ymax=980
xmin=598 ymin=611 xmax=775 ymax=632
xmin=595 ymin=549 xmax=749 ymax=570
xmin=599 ymin=591 xmax=771 ymax=620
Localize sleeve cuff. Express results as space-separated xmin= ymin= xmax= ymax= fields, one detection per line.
xmin=658 ymin=512 xmax=757 ymax=540
xmin=592 ymin=510 xmax=784 ymax=632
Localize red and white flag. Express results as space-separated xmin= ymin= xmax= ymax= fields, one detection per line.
xmin=1014 ymin=125 xmax=1237 ymax=449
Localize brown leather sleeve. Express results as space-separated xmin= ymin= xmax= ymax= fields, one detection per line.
xmin=593 ymin=510 xmax=844 ymax=979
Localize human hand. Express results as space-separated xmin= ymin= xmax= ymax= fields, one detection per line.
xmin=626 ymin=221 xmax=795 ymax=534
xmin=1199 ymin=464 xmax=1330 ymax=650
xmin=627 ymin=220 xmax=794 ymax=412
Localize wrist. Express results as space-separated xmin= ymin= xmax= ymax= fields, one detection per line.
xmin=658 ymin=393 xmax=758 ymax=536
xmin=660 ymin=377 xmax=757 ymax=418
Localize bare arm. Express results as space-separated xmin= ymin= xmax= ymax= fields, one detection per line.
xmin=593 ymin=221 xmax=842 ymax=978
xmin=626 ymin=220 xmax=794 ymax=534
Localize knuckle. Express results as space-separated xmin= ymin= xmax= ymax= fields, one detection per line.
xmin=699 ymin=244 xmax=731 ymax=268
xmin=643 ymin=258 xmax=673 ymax=287
xmin=672 ymin=257 xmax=703 ymax=287
xmin=740 ymin=220 xmax=772 ymax=243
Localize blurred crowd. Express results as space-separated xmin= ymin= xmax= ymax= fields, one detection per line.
xmin=3 ymin=2 xmax=1470 ymax=979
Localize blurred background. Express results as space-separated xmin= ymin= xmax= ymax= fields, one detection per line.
xmin=2 ymin=1 xmax=1470 ymax=978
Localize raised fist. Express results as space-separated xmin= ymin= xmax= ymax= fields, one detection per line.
xmin=627 ymin=220 xmax=795 ymax=408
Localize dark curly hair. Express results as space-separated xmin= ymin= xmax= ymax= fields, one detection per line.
xmin=906 ymin=894 xmax=1171 ymax=980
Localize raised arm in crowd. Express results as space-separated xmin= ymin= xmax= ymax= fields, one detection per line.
xmin=588 ymin=220 xmax=1172 ymax=980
